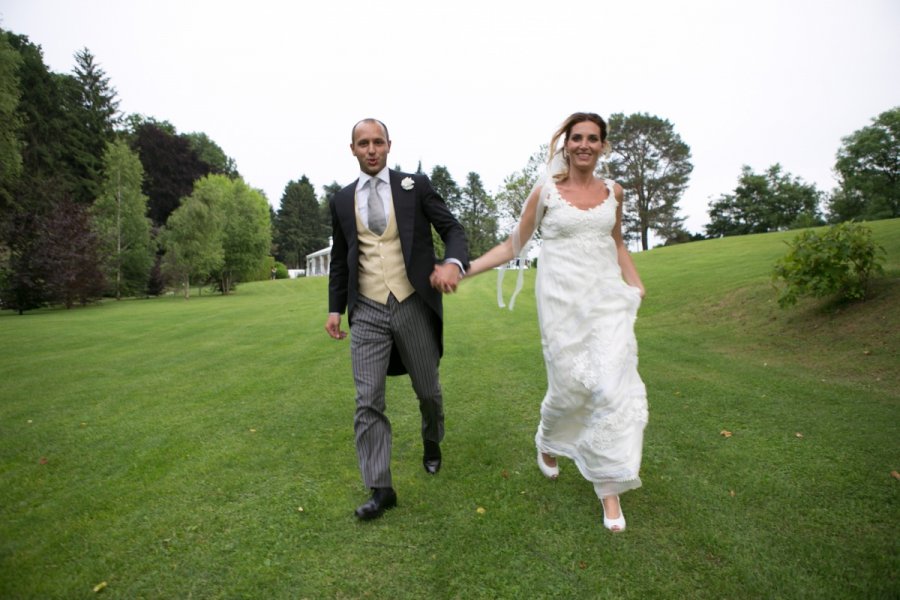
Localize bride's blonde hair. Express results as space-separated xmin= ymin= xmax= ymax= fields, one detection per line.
xmin=548 ymin=112 xmax=611 ymax=181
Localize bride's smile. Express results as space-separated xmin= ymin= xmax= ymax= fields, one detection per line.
xmin=566 ymin=121 xmax=604 ymax=169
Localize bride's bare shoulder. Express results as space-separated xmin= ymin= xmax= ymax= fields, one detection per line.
xmin=611 ymin=181 xmax=624 ymax=201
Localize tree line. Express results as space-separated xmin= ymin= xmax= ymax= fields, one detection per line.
xmin=2 ymin=27 xmax=895 ymax=313
xmin=705 ymin=106 xmax=899 ymax=238
xmin=0 ymin=30 xmax=271 ymax=312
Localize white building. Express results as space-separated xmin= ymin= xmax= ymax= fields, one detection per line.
xmin=305 ymin=237 xmax=332 ymax=277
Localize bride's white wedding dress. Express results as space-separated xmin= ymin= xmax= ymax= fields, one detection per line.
xmin=534 ymin=180 xmax=648 ymax=497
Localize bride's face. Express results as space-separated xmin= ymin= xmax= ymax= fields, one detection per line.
xmin=565 ymin=121 xmax=604 ymax=170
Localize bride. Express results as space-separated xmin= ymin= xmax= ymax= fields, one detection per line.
xmin=462 ymin=112 xmax=648 ymax=532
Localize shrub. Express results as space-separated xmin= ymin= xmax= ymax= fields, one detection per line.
xmin=247 ymin=256 xmax=285 ymax=282
xmin=772 ymin=222 xmax=885 ymax=307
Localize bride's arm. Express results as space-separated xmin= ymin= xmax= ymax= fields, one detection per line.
xmin=466 ymin=185 xmax=542 ymax=278
xmin=611 ymin=183 xmax=646 ymax=297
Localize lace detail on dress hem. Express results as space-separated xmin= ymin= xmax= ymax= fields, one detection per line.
xmin=588 ymin=399 xmax=649 ymax=450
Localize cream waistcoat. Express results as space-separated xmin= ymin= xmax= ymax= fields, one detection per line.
xmin=355 ymin=194 xmax=415 ymax=304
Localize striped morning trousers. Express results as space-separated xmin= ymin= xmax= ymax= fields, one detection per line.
xmin=350 ymin=293 xmax=444 ymax=489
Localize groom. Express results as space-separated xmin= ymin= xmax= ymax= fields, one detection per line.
xmin=325 ymin=118 xmax=468 ymax=521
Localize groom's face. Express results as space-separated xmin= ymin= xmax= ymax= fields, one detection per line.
xmin=351 ymin=121 xmax=391 ymax=176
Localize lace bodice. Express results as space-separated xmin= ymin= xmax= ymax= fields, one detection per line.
xmin=539 ymin=180 xmax=623 ymax=280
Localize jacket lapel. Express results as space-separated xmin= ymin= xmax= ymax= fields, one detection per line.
xmin=389 ymin=171 xmax=414 ymax=264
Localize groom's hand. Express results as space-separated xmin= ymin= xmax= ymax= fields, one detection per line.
xmin=430 ymin=263 xmax=463 ymax=294
xmin=325 ymin=313 xmax=347 ymax=340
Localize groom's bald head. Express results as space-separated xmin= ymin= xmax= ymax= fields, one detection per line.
xmin=351 ymin=118 xmax=390 ymax=144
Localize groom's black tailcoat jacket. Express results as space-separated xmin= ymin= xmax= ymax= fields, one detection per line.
xmin=328 ymin=169 xmax=469 ymax=375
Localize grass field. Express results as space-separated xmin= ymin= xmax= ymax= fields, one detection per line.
xmin=1 ymin=219 xmax=898 ymax=598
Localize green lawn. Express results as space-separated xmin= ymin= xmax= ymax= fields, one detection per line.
xmin=1 ymin=220 xmax=898 ymax=599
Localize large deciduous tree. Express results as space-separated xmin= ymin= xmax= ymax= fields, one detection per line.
xmin=131 ymin=122 xmax=210 ymax=226
xmin=5 ymin=185 xmax=108 ymax=311
xmin=214 ymin=177 xmax=271 ymax=294
xmin=161 ymin=183 xmax=224 ymax=299
xmin=273 ymin=176 xmax=325 ymax=268
xmin=92 ymin=139 xmax=153 ymax=299
xmin=163 ymin=175 xmax=271 ymax=295
xmin=828 ymin=106 xmax=899 ymax=222
xmin=35 ymin=195 xmax=106 ymax=308
xmin=183 ymin=131 xmax=239 ymax=178
xmin=607 ymin=113 xmax=693 ymax=250
xmin=706 ymin=164 xmax=823 ymax=237
xmin=124 ymin=113 xmax=176 ymax=136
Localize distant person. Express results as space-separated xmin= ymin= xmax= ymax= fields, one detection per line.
xmin=325 ymin=118 xmax=469 ymax=521
xmin=461 ymin=112 xmax=647 ymax=532
xmin=270 ymin=266 xmax=277 ymax=280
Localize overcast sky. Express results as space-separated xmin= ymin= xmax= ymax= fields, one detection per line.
xmin=2 ymin=0 xmax=898 ymax=236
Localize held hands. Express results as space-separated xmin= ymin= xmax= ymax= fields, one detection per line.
xmin=430 ymin=262 xmax=463 ymax=294
xmin=325 ymin=313 xmax=347 ymax=340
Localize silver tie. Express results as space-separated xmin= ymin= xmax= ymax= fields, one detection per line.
xmin=367 ymin=178 xmax=386 ymax=235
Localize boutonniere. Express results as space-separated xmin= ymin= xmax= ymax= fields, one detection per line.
xmin=401 ymin=177 xmax=415 ymax=191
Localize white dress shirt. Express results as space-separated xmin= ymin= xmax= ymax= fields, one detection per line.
xmin=356 ymin=167 xmax=391 ymax=227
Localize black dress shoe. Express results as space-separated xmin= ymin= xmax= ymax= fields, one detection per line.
xmin=354 ymin=487 xmax=397 ymax=521
xmin=423 ymin=440 xmax=442 ymax=474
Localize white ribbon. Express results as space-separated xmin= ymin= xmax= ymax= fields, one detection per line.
xmin=497 ymin=150 xmax=566 ymax=309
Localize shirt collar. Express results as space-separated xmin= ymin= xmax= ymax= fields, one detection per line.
xmin=357 ymin=166 xmax=390 ymax=191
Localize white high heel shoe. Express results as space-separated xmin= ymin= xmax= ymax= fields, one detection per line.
xmin=600 ymin=496 xmax=626 ymax=532
xmin=536 ymin=449 xmax=559 ymax=479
